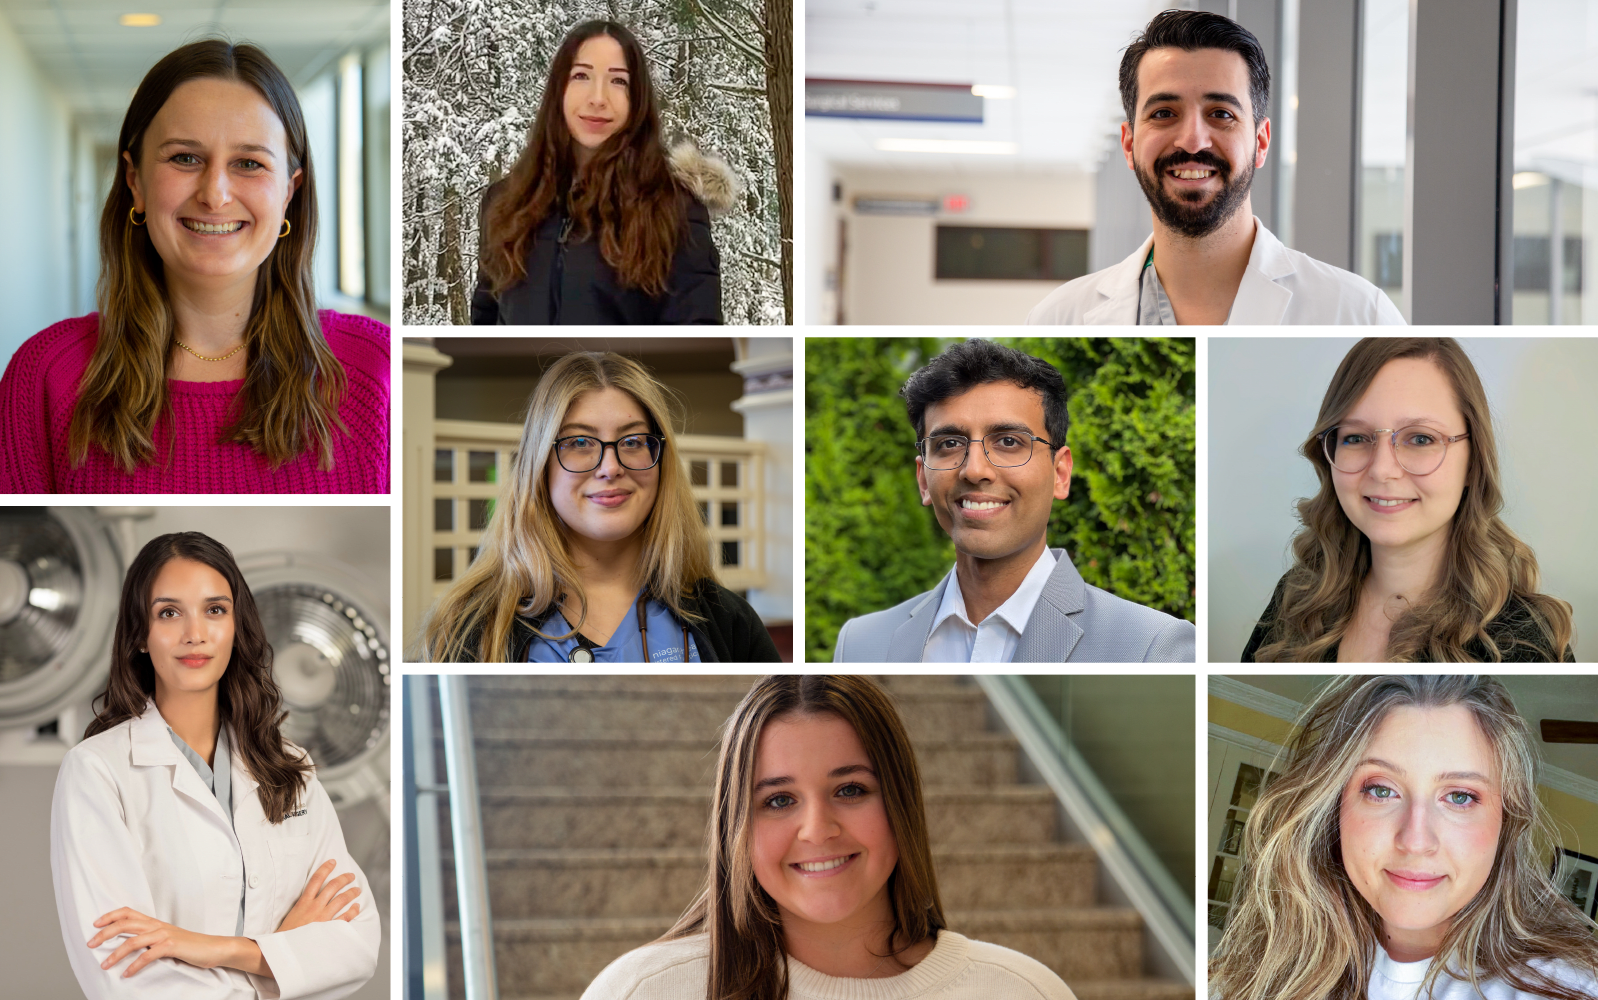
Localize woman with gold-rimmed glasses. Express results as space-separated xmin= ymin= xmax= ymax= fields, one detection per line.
xmin=421 ymin=351 xmax=780 ymax=663
xmin=1242 ymin=337 xmax=1573 ymax=662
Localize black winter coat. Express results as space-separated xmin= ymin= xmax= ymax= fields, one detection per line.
xmin=470 ymin=186 xmax=722 ymax=325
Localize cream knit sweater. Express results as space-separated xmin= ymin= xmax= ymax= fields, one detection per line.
xmin=580 ymin=931 xmax=1077 ymax=1000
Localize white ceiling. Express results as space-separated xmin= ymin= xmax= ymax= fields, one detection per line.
xmin=1227 ymin=675 xmax=1598 ymax=784
xmin=0 ymin=0 xmax=389 ymax=141
xmin=806 ymin=0 xmax=1172 ymax=172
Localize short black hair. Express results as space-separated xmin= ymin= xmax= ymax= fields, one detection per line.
xmin=1119 ymin=9 xmax=1271 ymax=129
xmin=900 ymin=340 xmax=1069 ymax=451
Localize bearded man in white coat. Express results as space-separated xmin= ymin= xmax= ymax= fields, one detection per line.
xmin=1028 ymin=9 xmax=1403 ymax=326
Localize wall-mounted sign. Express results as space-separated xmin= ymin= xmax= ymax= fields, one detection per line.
xmin=853 ymin=197 xmax=940 ymax=216
xmin=805 ymin=79 xmax=983 ymax=123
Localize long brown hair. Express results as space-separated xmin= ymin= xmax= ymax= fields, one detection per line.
xmin=478 ymin=20 xmax=685 ymax=297
xmin=421 ymin=352 xmax=713 ymax=662
xmin=84 ymin=531 xmax=312 ymax=823
xmin=1211 ymin=675 xmax=1598 ymax=1000
xmin=72 ymin=39 xmax=347 ymax=473
xmin=661 ymin=676 xmax=946 ymax=1000
xmin=1254 ymin=337 xmax=1573 ymax=662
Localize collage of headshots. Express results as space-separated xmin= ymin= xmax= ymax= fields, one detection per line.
xmin=1 ymin=2 xmax=1597 ymax=1000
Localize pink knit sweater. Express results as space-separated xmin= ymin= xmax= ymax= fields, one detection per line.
xmin=0 ymin=311 xmax=390 ymax=494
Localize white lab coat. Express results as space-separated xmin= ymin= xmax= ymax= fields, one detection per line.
xmin=50 ymin=700 xmax=380 ymax=1000
xmin=1025 ymin=218 xmax=1407 ymax=325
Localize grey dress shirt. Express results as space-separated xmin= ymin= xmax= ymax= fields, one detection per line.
xmin=168 ymin=727 xmax=246 ymax=936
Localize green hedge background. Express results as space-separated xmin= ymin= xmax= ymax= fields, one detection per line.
xmin=805 ymin=337 xmax=1195 ymax=662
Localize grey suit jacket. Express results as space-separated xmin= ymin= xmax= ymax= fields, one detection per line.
xmin=831 ymin=548 xmax=1195 ymax=663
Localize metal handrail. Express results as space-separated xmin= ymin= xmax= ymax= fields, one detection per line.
xmin=975 ymin=675 xmax=1196 ymax=985
xmin=439 ymin=676 xmax=499 ymax=1000
xmin=406 ymin=675 xmax=449 ymax=1000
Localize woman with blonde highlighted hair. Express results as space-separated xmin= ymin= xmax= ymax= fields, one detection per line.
xmin=1211 ymin=675 xmax=1598 ymax=1000
xmin=1244 ymin=337 xmax=1572 ymax=662
xmin=423 ymin=351 xmax=777 ymax=663
xmin=0 ymin=39 xmax=389 ymax=494
xmin=581 ymin=675 xmax=1074 ymax=1000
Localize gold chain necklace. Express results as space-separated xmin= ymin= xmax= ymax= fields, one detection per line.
xmin=175 ymin=339 xmax=246 ymax=362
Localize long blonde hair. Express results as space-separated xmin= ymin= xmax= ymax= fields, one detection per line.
xmin=662 ymin=676 xmax=946 ymax=1000
xmin=1211 ymin=675 xmax=1598 ymax=1000
xmin=71 ymin=39 xmax=346 ymax=472
xmin=422 ymin=351 xmax=713 ymax=662
xmin=1254 ymin=337 xmax=1572 ymax=662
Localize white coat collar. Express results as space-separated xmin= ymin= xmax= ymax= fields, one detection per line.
xmin=1083 ymin=233 xmax=1155 ymax=324
xmin=129 ymin=698 xmax=258 ymax=814
xmin=1093 ymin=217 xmax=1295 ymax=325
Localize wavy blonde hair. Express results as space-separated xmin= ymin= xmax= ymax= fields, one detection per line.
xmin=422 ymin=352 xmax=713 ymax=662
xmin=1211 ymin=675 xmax=1598 ymax=1000
xmin=662 ymin=675 xmax=946 ymax=1000
xmin=1254 ymin=337 xmax=1572 ymax=662
xmin=72 ymin=39 xmax=346 ymax=472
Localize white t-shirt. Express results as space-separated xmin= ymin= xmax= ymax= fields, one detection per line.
xmin=1369 ymin=946 xmax=1598 ymax=1000
xmin=581 ymin=930 xmax=1076 ymax=1000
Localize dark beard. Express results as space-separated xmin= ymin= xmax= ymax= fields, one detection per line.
xmin=1134 ymin=148 xmax=1254 ymax=239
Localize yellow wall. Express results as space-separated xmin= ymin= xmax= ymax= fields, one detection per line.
xmin=1208 ymin=695 xmax=1294 ymax=747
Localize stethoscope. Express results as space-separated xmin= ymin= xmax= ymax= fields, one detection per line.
xmin=567 ymin=593 xmax=689 ymax=663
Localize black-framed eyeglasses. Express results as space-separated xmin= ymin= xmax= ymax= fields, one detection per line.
xmin=1319 ymin=424 xmax=1469 ymax=476
xmin=917 ymin=431 xmax=1057 ymax=471
xmin=552 ymin=433 xmax=665 ymax=473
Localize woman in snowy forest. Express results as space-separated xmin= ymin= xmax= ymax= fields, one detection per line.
xmin=471 ymin=19 xmax=737 ymax=324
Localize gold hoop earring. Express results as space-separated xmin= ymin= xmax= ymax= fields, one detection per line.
xmin=129 ymin=207 xmax=146 ymax=227
xmin=278 ymin=219 xmax=291 ymax=239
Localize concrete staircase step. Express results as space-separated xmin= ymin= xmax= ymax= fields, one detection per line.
xmin=461 ymin=677 xmax=989 ymax=740
xmin=458 ymin=732 xmax=1019 ymax=788
xmin=468 ymin=784 xmax=1059 ymax=850
xmin=442 ymin=844 xmax=1097 ymax=920
xmin=448 ymin=908 xmax=1146 ymax=996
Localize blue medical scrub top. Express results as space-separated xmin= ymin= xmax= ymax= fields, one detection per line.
xmin=527 ymin=592 xmax=702 ymax=663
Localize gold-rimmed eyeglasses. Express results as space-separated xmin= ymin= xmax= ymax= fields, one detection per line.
xmin=1319 ymin=424 xmax=1469 ymax=476
xmin=917 ymin=431 xmax=1057 ymax=471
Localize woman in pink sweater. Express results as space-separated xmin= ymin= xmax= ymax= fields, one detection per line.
xmin=0 ymin=40 xmax=388 ymax=494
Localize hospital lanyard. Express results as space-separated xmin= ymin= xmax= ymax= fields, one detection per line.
xmin=566 ymin=594 xmax=689 ymax=663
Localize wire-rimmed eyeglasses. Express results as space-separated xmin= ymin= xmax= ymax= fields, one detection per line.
xmin=917 ymin=431 xmax=1057 ymax=471
xmin=1319 ymin=424 xmax=1469 ymax=476
xmin=552 ymin=434 xmax=665 ymax=473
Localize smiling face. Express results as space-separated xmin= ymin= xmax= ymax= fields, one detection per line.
xmin=144 ymin=557 xmax=235 ymax=700
xmin=1122 ymin=46 xmax=1269 ymax=238
xmin=124 ymin=77 xmax=301 ymax=290
xmin=547 ymin=386 xmax=660 ymax=545
xmin=1330 ymin=357 xmax=1470 ymax=557
xmin=749 ymin=711 xmax=899 ymax=934
xmin=914 ymin=381 xmax=1071 ymax=564
xmin=562 ymin=34 xmax=631 ymax=154
xmin=1339 ymin=704 xmax=1503 ymax=961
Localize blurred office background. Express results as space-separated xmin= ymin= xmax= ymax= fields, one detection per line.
xmin=806 ymin=0 xmax=1598 ymax=325
xmin=402 ymin=337 xmax=794 ymax=661
xmin=0 ymin=0 xmax=391 ymax=363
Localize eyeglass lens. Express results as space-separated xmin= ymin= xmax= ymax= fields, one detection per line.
xmin=1323 ymin=425 xmax=1451 ymax=476
xmin=557 ymin=435 xmax=661 ymax=472
xmin=923 ymin=432 xmax=1039 ymax=470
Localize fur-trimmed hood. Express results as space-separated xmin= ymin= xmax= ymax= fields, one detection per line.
xmin=668 ymin=142 xmax=741 ymax=219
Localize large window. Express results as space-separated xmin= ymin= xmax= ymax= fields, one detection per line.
xmin=1355 ymin=0 xmax=1409 ymax=315
xmin=1513 ymin=0 xmax=1598 ymax=324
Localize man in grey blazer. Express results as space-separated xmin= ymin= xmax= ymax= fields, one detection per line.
xmin=832 ymin=340 xmax=1194 ymax=663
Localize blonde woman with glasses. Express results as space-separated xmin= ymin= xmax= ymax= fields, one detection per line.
xmin=422 ymin=351 xmax=779 ymax=663
xmin=1211 ymin=675 xmax=1598 ymax=1000
xmin=1243 ymin=337 xmax=1573 ymax=662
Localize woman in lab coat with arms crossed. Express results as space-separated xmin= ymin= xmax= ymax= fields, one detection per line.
xmin=50 ymin=531 xmax=379 ymax=999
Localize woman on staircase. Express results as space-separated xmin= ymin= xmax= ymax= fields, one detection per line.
xmin=581 ymin=675 xmax=1075 ymax=1000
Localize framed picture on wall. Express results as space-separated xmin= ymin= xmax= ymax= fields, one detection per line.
xmin=1552 ymin=848 xmax=1598 ymax=919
